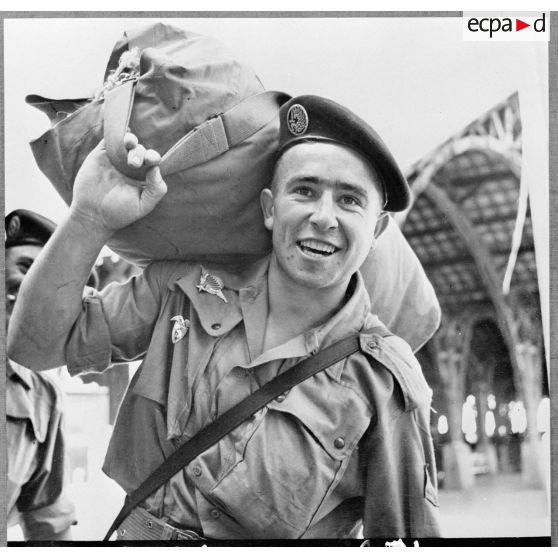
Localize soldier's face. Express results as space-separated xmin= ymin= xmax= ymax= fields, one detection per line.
xmin=261 ymin=142 xmax=385 ymax=292
xmin=5 ymin=244 xmax=42 ymax=328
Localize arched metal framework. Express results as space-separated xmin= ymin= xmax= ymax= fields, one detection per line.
xmin=402 ymin=93 xmax=539 ymax=359
xmin=403 ymin=93 xmax=545 ymax=489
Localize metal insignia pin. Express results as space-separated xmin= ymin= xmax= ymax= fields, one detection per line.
xmin=7 ymin=215 xmax=20 ymax=238
xmin=170 ymin=315 xmax=190 ymax=344
xmin=287 ymin=104 xmax=309 ymax=136
xmin=196 ymin=270 xmax=228 ymax=303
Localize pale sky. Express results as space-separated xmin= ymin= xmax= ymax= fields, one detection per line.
xmin=4 ymin=15 xmax=548 ymax=223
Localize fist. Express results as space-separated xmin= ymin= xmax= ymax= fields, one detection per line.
xmin=70 ymin=134 xmax=168 ymax=235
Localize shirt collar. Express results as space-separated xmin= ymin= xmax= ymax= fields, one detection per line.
xmin=171 ymin=258 xmax=270 ymax=338
xmin=308 ymin=270 xmax=372 ymax=350
xmin=171 ymin=258 xmax=372 ymax=360
xmin=243 ymin=270 xmax=373 ymax=370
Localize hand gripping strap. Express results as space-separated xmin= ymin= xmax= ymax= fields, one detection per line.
xmin=103 ymin=326 xmax=389 ymax=541
xmin=103 ymin=81 xmax=289 ymax=180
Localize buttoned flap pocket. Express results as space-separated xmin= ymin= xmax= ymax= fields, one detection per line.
xmin=266 ymin=373 xmax=373 ymax=460
xmin=208 ymin=373 xmax=372 ymax=538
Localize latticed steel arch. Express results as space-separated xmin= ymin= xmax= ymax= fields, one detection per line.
xmin=402 ymin=93 xmax=544 ymax=461
xmin=404 ymin=93 xmax=547 ymax=489
xmin=401 ymin=92 xmax=538 ymax=339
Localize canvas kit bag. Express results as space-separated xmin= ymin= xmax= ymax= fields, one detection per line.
xmin=26 ymin=22 xmax=440 ymax=350
xmin=27 ymin=22 xmax=288 ymax=267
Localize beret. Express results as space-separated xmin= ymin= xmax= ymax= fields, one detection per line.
xmin=5 ymin=208 xmax=100 ymax=289
xmin=5 ymin=209 xmax=56 ymax=249
xmin=276 ymin=95 xmax=411 ymax=212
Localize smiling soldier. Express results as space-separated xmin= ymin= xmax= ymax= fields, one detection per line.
xmin=8 ymin=95 xmax=441 ymax=540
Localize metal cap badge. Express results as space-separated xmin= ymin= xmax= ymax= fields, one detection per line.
xmin=7 ymin=215 xmax=20 ymax=238
xmin=5 ymin=209 xmax=57 ymax=249
xmin=286 ymin=104 xmax=309 ymax=136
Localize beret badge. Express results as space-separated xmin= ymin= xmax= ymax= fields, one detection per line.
xmin=287 ymin=104 xmax=309 ymax=136
xmin=7 ymin=215 xmax=20 ymax=239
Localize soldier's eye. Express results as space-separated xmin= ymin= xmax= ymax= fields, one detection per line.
xmin=16 ymin=257 xmax=34 ymax=274
xmin=340 ymin=195 xmax=361 ymax=206
xmin=294 ymin=186 xmax=314 ymax=197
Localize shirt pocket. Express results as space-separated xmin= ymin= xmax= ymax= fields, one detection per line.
xmin=207 ymin=375 xmax=372 ymax=538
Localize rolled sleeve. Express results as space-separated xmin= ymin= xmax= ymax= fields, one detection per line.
xmin=65 ymin=264 xmax=165 ymax=376
xmin=66 ymin=293 xmax=112 ymax=374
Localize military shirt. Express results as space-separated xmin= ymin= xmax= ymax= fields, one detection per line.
xmin=66 ymin=257 xmax=440 ymax=539
xmin=7 ymin=361 xmax=77 ymax=540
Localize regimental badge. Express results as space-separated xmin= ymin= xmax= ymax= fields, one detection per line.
xmin=287 ymin=104 xmax=309 ymax=136
xmin=196 ymin=270 xmax=228 ymax=303
xmin=7 ymin=215 xmax=20 ymax=239
xmin=171 ymin=315 xmax=190 ymax=344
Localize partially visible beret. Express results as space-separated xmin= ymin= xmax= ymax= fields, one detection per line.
xmin=5 ymin=208 xmax=99 ymax=289
xmin=5 ymin=209 xmax=56 ymax=249
xmin=276 ymin=95 xmax=411 ymax=212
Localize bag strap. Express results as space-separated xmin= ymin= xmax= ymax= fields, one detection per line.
xmin=103 ymin=326 xmax=389 ymax=541
xmin=103 ymin=81 xmax=289 ymax=180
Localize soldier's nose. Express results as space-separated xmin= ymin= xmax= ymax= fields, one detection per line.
xmin=308 ymin=196 xmax=338 ymax=231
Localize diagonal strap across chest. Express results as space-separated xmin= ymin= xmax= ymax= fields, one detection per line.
xmin=103 ymin=325 xmax=390 ymax=541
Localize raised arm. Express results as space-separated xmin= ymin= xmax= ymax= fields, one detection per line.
xmin=7 ymin=135 xmax=167 ymax=370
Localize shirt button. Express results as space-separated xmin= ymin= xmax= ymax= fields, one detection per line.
xmin=193 ymin=465 xmax=202 ymax=477
xmin=367 ymin=340 xmax=376 ymax=350
xmin=275 ymin=394 xmax=286 ymax=403
xmin=211 ymin=323 xmax=221 ymax=330
xmin=334 ymin=437 xmax=345 ymax=449
xmin=210 ymin=509 xmax=221 ymax=519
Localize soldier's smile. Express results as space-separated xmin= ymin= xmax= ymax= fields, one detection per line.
xmin=296 ymin=239 xmax=341 ymax=258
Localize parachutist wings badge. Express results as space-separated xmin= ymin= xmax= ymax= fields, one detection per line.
xmin=196 ymin=270 xmax=228 ymax=303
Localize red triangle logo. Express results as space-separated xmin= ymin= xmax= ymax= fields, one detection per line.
xmin=516 ymin=19 xmax=530 ymax=31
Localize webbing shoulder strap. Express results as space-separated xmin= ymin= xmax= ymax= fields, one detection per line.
xmin=103 ymin=326 xmax=388 ymax=541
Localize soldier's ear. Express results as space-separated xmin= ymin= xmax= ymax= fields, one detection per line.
xmin=373 ymin=212 xmax=390 ymax=239
xmin=260 ymin=188 xmax=275 ymax=231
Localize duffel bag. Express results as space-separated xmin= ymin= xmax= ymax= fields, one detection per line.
xmin=362 ymin=216 xmax=440 ymax=351
xmin=27 ymin=22 xmax=289 ymax=267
